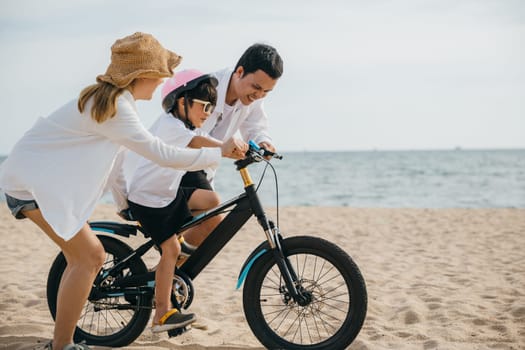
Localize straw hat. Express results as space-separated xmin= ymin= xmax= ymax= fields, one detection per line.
xmin=97 ymin=32 xmax=182 ymax=88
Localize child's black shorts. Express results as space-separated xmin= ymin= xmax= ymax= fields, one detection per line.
xmin=128 ymin=187 xmax=196 ymax=246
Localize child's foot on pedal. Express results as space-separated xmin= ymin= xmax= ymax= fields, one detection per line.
xmin=176 ymin=240 xmax=196 ymax=267
xmin=152 ymin=309 xmax=196 ymax=333
xmin=180 ymin=240 xmax=196 ymax=257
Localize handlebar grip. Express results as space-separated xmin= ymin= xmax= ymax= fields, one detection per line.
xmin=248 ymin=140 xmax=260 ymax=150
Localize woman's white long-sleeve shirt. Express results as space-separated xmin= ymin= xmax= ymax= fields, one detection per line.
xmin=0 ymin=91 xmax=220 ymax=240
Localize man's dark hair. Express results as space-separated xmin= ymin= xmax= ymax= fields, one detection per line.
xmin=234 ymin=43 xmax=283 ymax=79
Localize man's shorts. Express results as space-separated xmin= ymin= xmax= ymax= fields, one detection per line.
xmin=180 ymin=170 xmax=213 ymax=191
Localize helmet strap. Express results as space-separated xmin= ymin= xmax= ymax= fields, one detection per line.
xmin=170 ymin=94 xmax=195 ymax=130
xmin=182 ymin=93 xmax=196 ymax=130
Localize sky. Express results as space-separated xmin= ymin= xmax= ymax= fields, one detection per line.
xmin=0 ymin=0 xmax=523 ymax=153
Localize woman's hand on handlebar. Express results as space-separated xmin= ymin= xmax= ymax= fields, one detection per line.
xmin=221 ymin=137 xmax=248 ymax=159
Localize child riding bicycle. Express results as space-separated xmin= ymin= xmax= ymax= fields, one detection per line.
xmin=112 ymin=69 xmax=247 ymax=332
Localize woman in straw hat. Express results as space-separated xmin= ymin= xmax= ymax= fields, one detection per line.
xmin=0 ymin=32 xmax=246 ymax=350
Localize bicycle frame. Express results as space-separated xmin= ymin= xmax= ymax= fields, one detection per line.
xmin=47 ymin=143 xmax=367 ymax=349
xmin=90 ymin=148 xmax=307 ymax=303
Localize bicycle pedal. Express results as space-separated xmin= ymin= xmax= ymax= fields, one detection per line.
xmin=167 ymin=325 xmax=188 ymax=337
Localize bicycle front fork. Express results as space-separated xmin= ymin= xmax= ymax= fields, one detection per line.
xmin=268 ymin=222 xmax=312 ymax=306
xmin=244 ymin=182 xmax=311 ymax=305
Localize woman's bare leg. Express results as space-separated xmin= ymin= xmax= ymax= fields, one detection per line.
xmin=23 ymin=209 xmax=105 ymax=350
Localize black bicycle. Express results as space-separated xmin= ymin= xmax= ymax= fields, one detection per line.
xmin=46 ymin=141 xmax=367 ymax=350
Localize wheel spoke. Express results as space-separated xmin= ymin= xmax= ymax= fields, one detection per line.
xmin=258 ymin=252 xmax=352 ymax=345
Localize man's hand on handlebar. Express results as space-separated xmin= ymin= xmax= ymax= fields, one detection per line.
xmin=258 ymin=141 xmax=275 ymax=153
xmin=221 ymin=137 xmax=248 ymax=159
xmin=258 ymin=141 xmax=276 ymax=160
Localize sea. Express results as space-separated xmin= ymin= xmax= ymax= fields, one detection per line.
xmin=0 ymin=149 xmax=524 ymax=208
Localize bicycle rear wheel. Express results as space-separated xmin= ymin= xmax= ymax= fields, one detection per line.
xmin=46 ymin=235 xmax=152 ymax=347
xmin=243 ymin=236 xmax=367 ymax=350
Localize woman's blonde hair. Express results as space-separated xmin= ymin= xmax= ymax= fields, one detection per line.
xmin=77 ymin=82 xmax=127 ymax=123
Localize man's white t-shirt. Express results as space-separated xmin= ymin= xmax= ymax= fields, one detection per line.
xmin=208 ymin=101 xmax=241 ymax=141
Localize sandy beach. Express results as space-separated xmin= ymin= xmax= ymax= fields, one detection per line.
xmin=0 ymin=205 xmax=524 ymax=350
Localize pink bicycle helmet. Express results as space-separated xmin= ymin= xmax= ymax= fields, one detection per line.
xmin=161 ymin=69 xmax=218 ymax=113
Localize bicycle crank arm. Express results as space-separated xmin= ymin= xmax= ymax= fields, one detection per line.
xmin=89 ymin=287 xmax=154 ymax=301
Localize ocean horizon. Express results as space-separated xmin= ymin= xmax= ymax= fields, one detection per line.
xmin=1 ymin=148 xmax=524 ymax=208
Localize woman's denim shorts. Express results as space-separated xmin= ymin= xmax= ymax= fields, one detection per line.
xmin=5 ymin=193 xmax=39 ymax=219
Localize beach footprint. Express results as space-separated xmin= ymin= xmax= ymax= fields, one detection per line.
xmin=404 ymin=310 xmax=421 ymax=325
xmin=423 ymin=340 xmax=438 ymax=349
xmin=511 ymin=306 xmax=525 ymax=318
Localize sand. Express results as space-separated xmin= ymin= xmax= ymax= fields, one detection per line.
xmin=0 ymin=205 xmax=524 ymax=350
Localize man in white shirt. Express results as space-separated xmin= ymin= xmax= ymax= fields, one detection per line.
xmin=181 ymin=43 xmax=283 ymax=188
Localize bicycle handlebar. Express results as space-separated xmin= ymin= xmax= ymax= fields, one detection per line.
xmin=248 ymin=140 xmax=283 ymax=160
xmin=234 ymin=140 xmax=282 ymax=170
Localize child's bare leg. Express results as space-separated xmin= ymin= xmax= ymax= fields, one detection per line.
xmin=182 ymin=215 xmax=222 ymax=246
xmin=183 ymin=189 xmax=221 ymax=246
xmin=153 ymin=235 xmax=180 ymax=323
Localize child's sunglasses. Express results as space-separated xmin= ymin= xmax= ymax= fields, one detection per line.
xmin=192 ymin=98 xmax=215 ymax=115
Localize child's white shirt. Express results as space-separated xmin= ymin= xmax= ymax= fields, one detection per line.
xmin=126 ymin=114 xmax=214 ymax=208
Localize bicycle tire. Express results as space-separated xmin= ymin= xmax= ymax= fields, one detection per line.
xmin=46 ymin=235 xmax=152 ymax=347
xmin=243 ymin=236 xmax=367 ymax=350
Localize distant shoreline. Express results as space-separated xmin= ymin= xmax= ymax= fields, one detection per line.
xmin=2 ymin=149 xmax=525 ymax=208
xmin=2 ymin=147 xmax=525 ymax=158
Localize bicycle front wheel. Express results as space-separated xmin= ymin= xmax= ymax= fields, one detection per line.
xmin=243 ymin=236 xmax=367 ymax=350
